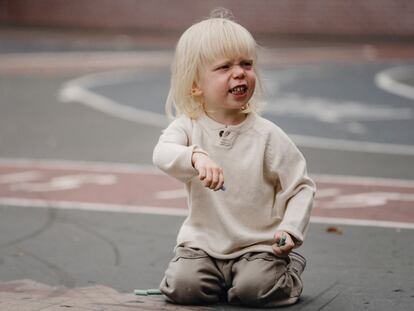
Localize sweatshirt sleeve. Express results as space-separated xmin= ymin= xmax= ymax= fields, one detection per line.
xmin=152 ymin=116 xmax=206 ymax=183
xmin=267 ymin=128 xmax=316 ymax=245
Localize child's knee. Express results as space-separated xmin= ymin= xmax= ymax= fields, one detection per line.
xmin=160 ymin=247 xmax=222 ymax=305
xmin=161 ymin=271 xmax=223 ymax=305
xmin=229 ymin=274 xmax=278 ymax=306
xmin=229 ymin=274 xmax=302 ymax=307
xmin=228 ymin=253 xmax=303 ymax=307
xmin=161 ymin=273 xmax=209 ymax=304
xmin=229 ymin=279 xmax=261 ymax=305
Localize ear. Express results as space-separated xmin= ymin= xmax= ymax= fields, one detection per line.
xmin=191 ymin=81 xmax=203 ymax=97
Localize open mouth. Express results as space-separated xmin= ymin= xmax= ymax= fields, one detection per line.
xmin=229 ymin=85 xmax=248 ymax=95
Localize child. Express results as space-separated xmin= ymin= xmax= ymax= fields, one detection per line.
xmin=152 ymin=9 xmax=316 ymax=308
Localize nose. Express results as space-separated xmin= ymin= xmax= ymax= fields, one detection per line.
xmin=232 ymin=65 xmax=246 ymax=79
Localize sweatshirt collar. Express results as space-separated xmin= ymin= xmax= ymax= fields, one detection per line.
xmin=198 ymin=112 xmax=256 ymax=133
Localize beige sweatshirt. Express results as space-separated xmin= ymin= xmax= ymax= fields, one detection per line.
xmin=153 ymin=112 xmax=316 ymax=259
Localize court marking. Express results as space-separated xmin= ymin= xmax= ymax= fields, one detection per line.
xmin=59 ymin=70 xmax=169 ymax=128
xmin=0 ymin=197 xmax=188 ymax=217
xmin=2 ymin=157 xmax=414 ymax=187
xmin=59 ymin=68 xmax=414 ymax=155
xmin=1 ymin=197 xmax=413 ymax=230
xmin=0 ymin=51 xmax=173 ymax=74
xmin=375 ymin=66 xmax=414 ymax=101
xmin=1 ymin=158 xmax=413 ymax=230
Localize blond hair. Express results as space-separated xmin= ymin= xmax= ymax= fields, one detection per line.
xmin=166 ymin=10 xmax=264 ymax=119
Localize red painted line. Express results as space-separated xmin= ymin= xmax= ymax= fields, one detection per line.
xmin=0 ymin=159 xmax=413 ymax=227
xmin=0 ymin=163 xmax=182 ymax=210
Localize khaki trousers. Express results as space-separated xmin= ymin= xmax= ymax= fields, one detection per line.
xmin=160 ymin=246 xmax=303 ymax=307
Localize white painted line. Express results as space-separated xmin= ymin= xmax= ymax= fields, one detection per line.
xmin=315 ymin=188 xmax=341 ymax=198
xmin=0 ymin=197 xmax=412 ymax=230
xmin=59 ymin=81 xmax=169 ymax=128
xmin=375 ymin=66 xmax=414 ymax=101
xmin=58 ymin=69 xmax=170 ymax=127
xmin=310 ymin=216 xmax=414 ymax=230
xmin=0 ymin=157 xmax=161 ymax=174
xmin=59 ymin=69 xmax=414 ymax=155
xmin=0 ymin=197 xmax=188 ymax=217
xmin=319 ymin=193 xmax=414 ymax=209
xmin=155 ymin=189 xmax=187 ymax=200
xmin=314 ymin=173 xmax=414 ymax=187
xmin=266 ymin=94 xmax=412 ymax=122
xmin=9 ymin=174 xmax=117 ymax=192
xmin=59 ymin=69 xmax=152 ymax=87
xmin=291 ymin=134 xmax=414 ymax=156
xmin=0 ymin=171 xmax=42 ymax=184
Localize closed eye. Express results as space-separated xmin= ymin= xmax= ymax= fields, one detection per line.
xmin=240 ymin=60 xmax=253 ymax=69
xmin=216 ymin=64 xmax=230 ymax=71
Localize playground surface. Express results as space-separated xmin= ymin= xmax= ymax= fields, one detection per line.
xmin=0 ymin=28 xmax=413 ymax=310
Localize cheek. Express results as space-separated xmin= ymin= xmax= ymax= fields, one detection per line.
xmin=249 ymin=77 xmax=256 ymax=93
xmin=212 ymin=77 xmax=230 ymax=94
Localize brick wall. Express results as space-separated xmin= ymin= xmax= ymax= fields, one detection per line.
xmin=1 ymin=0 xmax=413 ymax=37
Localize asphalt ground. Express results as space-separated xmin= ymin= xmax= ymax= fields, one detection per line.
xmin=0 ymin=28 xmax=414 ymax=310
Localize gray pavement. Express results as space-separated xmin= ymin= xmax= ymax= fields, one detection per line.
xmin=1 ymin=206 xmax=413 ymax=310
xmin=1 ymin=28 xmax=414 ymax=310
xmin=0 ymin=74 xmax=160 ymax=164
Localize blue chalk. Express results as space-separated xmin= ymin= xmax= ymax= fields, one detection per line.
xmin=134 ymin=289 xmax=163 ymax=296
xmin=278 ymin=235 xmax=287 ymax=247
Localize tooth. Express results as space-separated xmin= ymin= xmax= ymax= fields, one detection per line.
xmin=230 ymin=86 xmax=247 ymax=94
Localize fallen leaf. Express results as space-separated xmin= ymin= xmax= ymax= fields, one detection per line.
xmin=326 ymin=226 xmax=343 ymax=234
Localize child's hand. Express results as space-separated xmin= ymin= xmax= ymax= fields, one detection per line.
xmin=192 ymin=152 xmax=224 ymax=191
xmin=272 ymin=231 xmax=295 ymax=257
